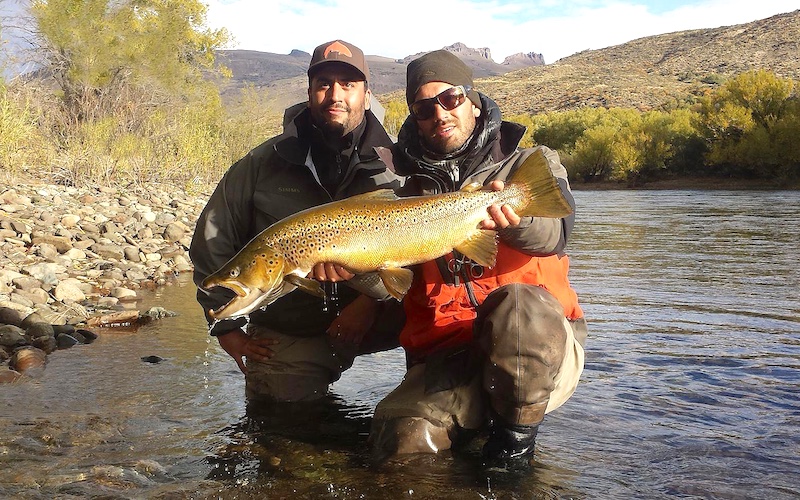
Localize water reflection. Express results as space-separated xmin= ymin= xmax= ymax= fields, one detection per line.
xmin=2 ymin=190 xmax=799 ymax=499
xmin=206 ymin=396 xmax=586 ymax=499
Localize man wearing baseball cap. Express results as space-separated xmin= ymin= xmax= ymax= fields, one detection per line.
xmin=191 ymin=40 xmax=404 ymax=406
xmin=368 ymin=50 xmax=587 ymax=471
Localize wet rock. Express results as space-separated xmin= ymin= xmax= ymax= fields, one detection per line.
xmin=25 ymin=322 xmax=55 ymax=339
xmin=21 ymin=312 xmax=48 ymax=329
xmin=142 ymin=307 xmax=178 ymax=320
xmin=31 ymin=335 xmax=58 ymax=354
xmin=0 ymin=306 xmax=24 ymax=326
xmin=56 ymin=333 xmax=81 ymax=349
xmin=0 ymin=325 xmax=26 ymax=348
xmin=0 ymin=181 xmax=207 ymax=372
xmin=111 ymin=287 xmax=137 ymax=300
xmin=52 ymin=324 xmax=76 ymax=335
xmin=10 ymin=346 xmax=47 ymax=373
xmin=0 ymin=368 xmax=22 ymax=383
xmin=141 ymin=355 xmax=165 ymax=364
xmin=76 ymin=329 xmax=98 ymax=343
xmin=86 ymin=310 xmax=140 ymax=328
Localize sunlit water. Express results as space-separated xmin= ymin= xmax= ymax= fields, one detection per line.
xmin=1 ymin=190 xmax=798 ymax=499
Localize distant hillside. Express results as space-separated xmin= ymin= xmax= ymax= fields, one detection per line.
xmin=215 ymin=42 xmax=545 ymax=113
xmin=467 ymin=9 xmax=800 ymax=116
xmin=216 ymin=10 xmax=799 ymax=117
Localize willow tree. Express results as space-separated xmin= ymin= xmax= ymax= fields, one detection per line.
xmin=30 ymin=0 xmax=230 ymax=125
xmin=697 ymin=70 xmax=797 ymax=178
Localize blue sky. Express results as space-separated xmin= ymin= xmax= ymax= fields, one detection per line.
xmin=202 ymin=0 xmax=798 ymax=63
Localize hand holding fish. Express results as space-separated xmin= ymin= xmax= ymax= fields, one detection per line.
xmin=216 ymin=329 xmax=279 ymax=374
xmin=480 ymin=180 xmax=522 ymax=230
xmin=309 ymin=262 xmax=355 ymax=282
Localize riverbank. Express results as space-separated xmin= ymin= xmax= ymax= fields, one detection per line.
xmin=571 ymin=176 xmax=800 ymax=190
xmin=0 ymin=181 xmax=208 ymax=326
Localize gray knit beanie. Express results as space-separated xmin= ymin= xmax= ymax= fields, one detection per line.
xmin=406 ymin=50 xmax=482 ymax=109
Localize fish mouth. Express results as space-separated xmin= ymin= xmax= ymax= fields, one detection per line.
xmin=208 ymin=290 xmax=261 ymax=320
xmin=202 ymin=279 xmax=250 ymax=298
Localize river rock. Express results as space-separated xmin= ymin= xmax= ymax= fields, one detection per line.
xmin=0 ymin=306 xmax=24 ymax=326
xmin=54 ymin=278 xmax=87 ymax=303
xmin=0 ymin=181 xmax=208 ymax=373
xmin=0 ymin=325 xmax=26 ymax=348
xmin=9 ymin=346 xmax=47 ymax=373
xmin=0 ymin=369 xmax=22 ymax=383
xmin=25 ymin=322 xmax=55 ymax=339
xmin=56 ymin=333 xmax=80 ymax=349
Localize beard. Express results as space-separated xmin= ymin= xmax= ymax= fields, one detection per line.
xmin=311 ymin=103 xmax=360 ymax=140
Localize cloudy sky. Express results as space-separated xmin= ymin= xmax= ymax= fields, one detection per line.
xmin=203 ymin=0 xmax=797 ymax=63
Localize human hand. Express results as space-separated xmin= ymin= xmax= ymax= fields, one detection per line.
xmin=216 ymin=329 xmax=278 ymax=374
xmin=309 ymin=262 xmax=355 ymax=282
xmin=480 ymin=180 xmax=522 ymax=229
xmin=326 ymin=294 xmax=379 ymax=345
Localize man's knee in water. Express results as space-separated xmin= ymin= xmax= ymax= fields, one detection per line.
xmin=369 ymin=417 xmax=453 ymax=458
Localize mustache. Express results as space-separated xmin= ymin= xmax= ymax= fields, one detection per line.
xmin=324 ymin=102 xmax=350 ymax=112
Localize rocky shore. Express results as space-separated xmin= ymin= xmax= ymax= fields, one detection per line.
xmin=0 ymin=181 xmax=209 ymax=381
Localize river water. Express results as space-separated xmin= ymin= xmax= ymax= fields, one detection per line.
xmin=1 ymin=190 xmax=798 ymax=499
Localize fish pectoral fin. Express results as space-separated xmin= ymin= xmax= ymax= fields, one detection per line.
xmin=460 ymin=182 xmax=484 ymax=193
xmin=455 ymin=230 xmax=498 ymax=268
xmin=284 ymin=275 xmax=325 ymax=298
xmin=378 ymin=268 xmax=415 ymax=301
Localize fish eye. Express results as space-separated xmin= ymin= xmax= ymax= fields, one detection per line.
xmin=229 ymin=268 xmax=240 ymax=278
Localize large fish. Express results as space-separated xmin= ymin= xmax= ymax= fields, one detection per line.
xmin=202 ymin=149 xmax=573 ymax=320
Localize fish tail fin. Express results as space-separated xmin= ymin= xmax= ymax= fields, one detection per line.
xmin=508 ymin=149 xmax=573 ymax=219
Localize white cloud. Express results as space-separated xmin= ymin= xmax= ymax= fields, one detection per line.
xmin=204 ymin=0 xmax=798 ymax=63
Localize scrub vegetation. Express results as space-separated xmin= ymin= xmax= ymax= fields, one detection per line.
xmin=384 ymin=70 xmax=799 ymax=187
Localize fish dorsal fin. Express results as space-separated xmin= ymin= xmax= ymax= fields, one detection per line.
xmin=378 ymin=268 xmax=415 ymax=300
xmin=454 ymin=230 xmax=498 ymax=268
xmin=460 ymin=182 xmax=483 ymax=193
xmin=348 ymin=189 xmax=399 ymax=202
xmin=284 ymin=275 xmax=325 ymax=298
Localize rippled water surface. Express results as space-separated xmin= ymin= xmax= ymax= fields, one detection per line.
xmin=2 ymin=190 xmax=799 ymax=499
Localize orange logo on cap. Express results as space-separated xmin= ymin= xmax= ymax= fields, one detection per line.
xmin=323 ymin=41 xmax=352 ymax=59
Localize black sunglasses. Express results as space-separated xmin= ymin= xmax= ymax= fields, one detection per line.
xmin=409 ymin=85 xmax=471 ymax=120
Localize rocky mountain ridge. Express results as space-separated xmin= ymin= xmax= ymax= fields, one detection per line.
xmin=216 ymin=9 xmax=799 ymax=116
xmin=215 ymin=40 xmax=545 ymax=111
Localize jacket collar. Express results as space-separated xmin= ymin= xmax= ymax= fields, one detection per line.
xmin=393 ymin=92 xmax=526 ymax=182
xmin=274 ymin=106 xmax=392 ymax=166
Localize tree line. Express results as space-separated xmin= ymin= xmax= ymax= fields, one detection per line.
xmin=1 ymin=0 xmax=798 ymax=188
xmin=384 ymin=70 xmax=800 ymax=186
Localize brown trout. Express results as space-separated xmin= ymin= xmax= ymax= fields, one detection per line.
xmin=201 ymin=149 xmax=573 ymax=320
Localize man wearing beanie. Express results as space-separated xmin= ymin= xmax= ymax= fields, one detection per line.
xmin=369 ymin=50 xmax=587 ymax=470
xmin=191 ymin=40 xmax=404 ymax=406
